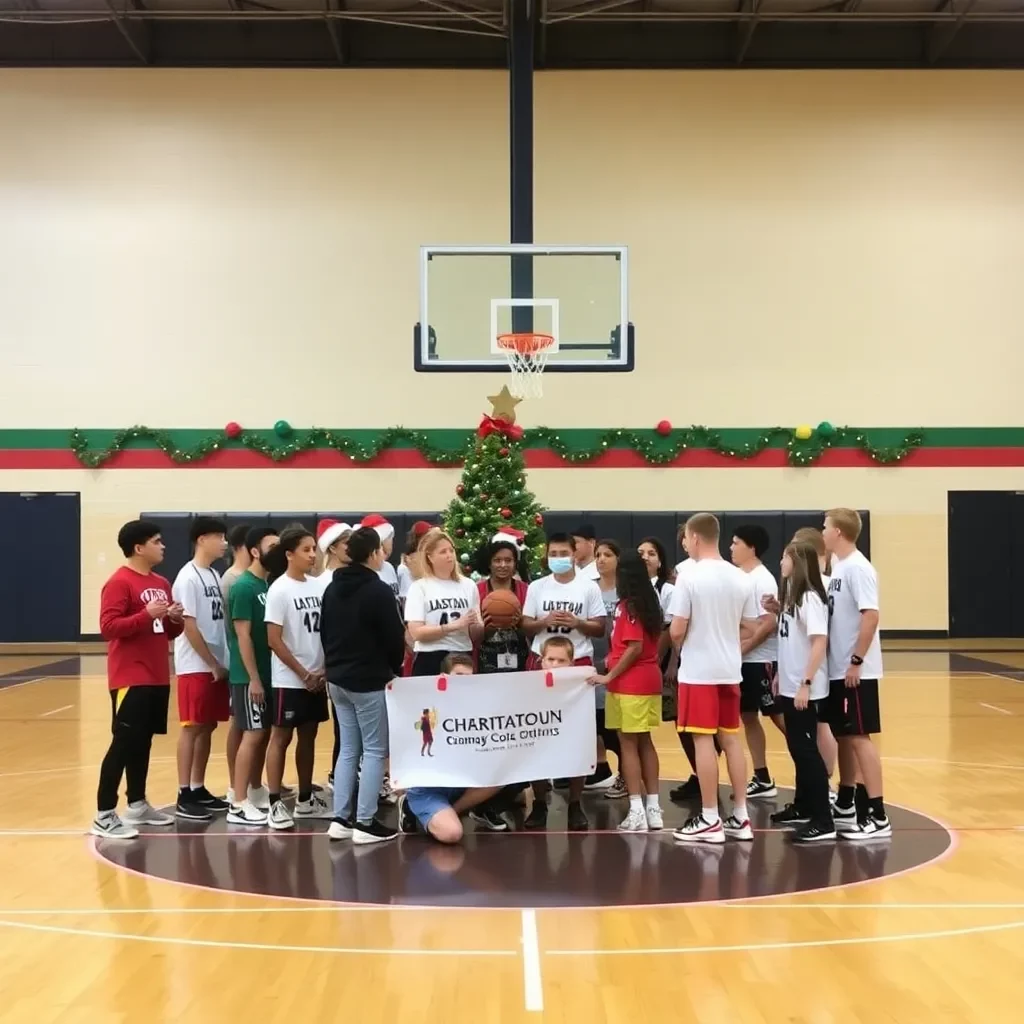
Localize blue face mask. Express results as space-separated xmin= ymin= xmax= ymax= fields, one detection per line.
xmin=548 ymin=556 xmax=574 ymax=575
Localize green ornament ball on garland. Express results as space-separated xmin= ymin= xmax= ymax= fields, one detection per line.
xmin=274 ymin=419 xmax=292 ymax=438
xmin=817 ymin=420 xmax=835 ymax=439
xmin=460 ymin=553 xmax=471 ymax=564
xmin=462 ymin=515 xmax=474 ymax=527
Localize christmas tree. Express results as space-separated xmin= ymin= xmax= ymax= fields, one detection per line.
xmin=443 ymin=386 xmax=547 ymax=574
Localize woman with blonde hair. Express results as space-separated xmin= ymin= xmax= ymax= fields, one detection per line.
xmin=404 ymin=528 xmax=484 ymax=676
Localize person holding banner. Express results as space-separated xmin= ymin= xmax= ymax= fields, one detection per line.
xmin=587 ymin=552 xmax=664 ymax=832
xmin=320 ymin=526 xmax=407 ymax=845
xmin=522 ymin=533 xmax=606 ymax=831
xmin=404 ymin=528 xmax=484 ymax=676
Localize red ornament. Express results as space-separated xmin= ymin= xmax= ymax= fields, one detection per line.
xmin=655 ymin=419 xmax=672 ymax=437
xmin=224 ymin=421 xmax=242 ymax=440
xmin=456 ymin=484 xmax=465 ymax=496
xmin=480 ymin=493 xmax=489 ymax=501
xmin=456 ymin=528 xmax=465 ymax=537
xmin=500 ymin=507 xmax=512 ymax=519
xmin=534 ymin=513 xmax=544 ymax=526
xmin=499 ymin=447 xmax=510 ymax=457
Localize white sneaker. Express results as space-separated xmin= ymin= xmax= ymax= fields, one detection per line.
xmin=833 ymin=805 xmax=859 ymax=833
xmin=90 ymin=811 xmax=139 ymax=840
xmin=378 ymin=775 xmax=398 ymax=806
xmin=841 ymin=815 xmax=892 ymax=841
xmin=604 ymin=775 xmax=628 ymax=800
xmin=618 ymin=807 xmax=649 ymax=832
xmin=226 ymin=788 xmax=238 ymax=808
xmin=248 ymin=785 xmax=271 ymax=811
xmin=226 ymin=800 xmax=269 ymax=826
xmin=327 ymin=817 xmax=354 ymax=840
xmin=645 ymin=804 xmax=664 ymax=831
xmin=723 ymin=814 xmax=754 ymax=841
xmin=267 ymin=800 xmax=294 ymax=831
xmin=294 ymin=794 xmax=333 ymax=819
xmin=122 ymin=801 xmax=174 ymax=827
xmin=673 ymin=813 xmax=725 ymax=845
xmin=323 ymin=776 xmax=335 ymax=795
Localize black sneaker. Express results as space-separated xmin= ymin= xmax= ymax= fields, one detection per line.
xmin=583 ymin=763 xmax=615 ymax=791
xmin=524 ymin=801 xmax=548 ymax=830
xmin=175 ymin=795 xmax=212 ymax=821
xmin=745 ymin=775 xmax=778 ymax=799
xmin=189 ymin=786 xmax=229 ymax=812
xmin=770 ymin=803 xmax=811 ymax=828
xmin=791 ymin=820 xmax=838 ymax=843
xmin=469 ymin=808 xmax=509 ymax=832
xmin=352 ymin=818 xmax=398 ymax=845
xmin=399 ymin=796 xmax=419 ymax=835
xmin=669 ymin=776 xmax=701 ymax=803
xmin=567 ymin=801 xmax=589 ymax=832
xmin=553 ymin=778 xmax=570 ymax=789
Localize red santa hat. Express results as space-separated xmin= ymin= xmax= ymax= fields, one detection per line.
xmin=410 ymin=520 xmax=434 ymax=538
xmin=317 ymin=519 xmax=352 ymax=554
xmin=492 ymin=527 xmax=526 ymax=550
xmin=360 ymin=513 xmax=395 ymax=544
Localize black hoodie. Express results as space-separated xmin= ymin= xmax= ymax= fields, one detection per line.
xmin=321 ymin=564 xmax=407 ymax=692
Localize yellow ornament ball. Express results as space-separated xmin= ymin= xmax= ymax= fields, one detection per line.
xmin=794 ymin=424 xmax=813 ymax=441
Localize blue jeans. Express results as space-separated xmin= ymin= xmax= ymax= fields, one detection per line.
xmin=329 ymin=684 xmax=388 ymax=825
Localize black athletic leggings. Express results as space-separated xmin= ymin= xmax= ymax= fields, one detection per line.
xmin=780 ymin=696 xmax=831 ymax=823
xmin=330 ymin=699 xmax=341 ymax=777
xmin=595 ymin=708 xmax=620 ymax=757
xmin=97 ymin=728 xmax=154 ymax=812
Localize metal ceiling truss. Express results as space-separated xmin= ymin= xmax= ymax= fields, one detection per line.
xmin=2 ymin=0 xmax=1024 ymax=67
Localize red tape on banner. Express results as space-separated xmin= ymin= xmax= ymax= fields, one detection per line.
xmin=437 ymin=675 xmax=447 ymax=691
xmin=545 ymin=672 xmax=554 ymax=688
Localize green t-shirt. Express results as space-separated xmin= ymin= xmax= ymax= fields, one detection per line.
xmin=226 ymin=570 xmax=271 ymax=686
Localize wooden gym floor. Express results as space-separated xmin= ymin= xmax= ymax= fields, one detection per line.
xmin=0 ymin=644 xmax=1022 ymax=1023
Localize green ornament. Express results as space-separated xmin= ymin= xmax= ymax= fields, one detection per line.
xmin=462 ymin=515 xmax=474 ymax=526
xmin=460 ymin=553 xmax=470 ymax=564
xmin=817 ymin=420 xmax=835 ymax=439
xmin=274 ymin=419 xmax=292 ymax=438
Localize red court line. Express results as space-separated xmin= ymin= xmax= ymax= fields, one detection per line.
xmin=4 ymin=446 xmax=1024 ymax=470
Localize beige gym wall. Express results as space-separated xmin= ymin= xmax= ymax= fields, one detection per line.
xmin=2 ymin=68 xmax=1023 ymax=633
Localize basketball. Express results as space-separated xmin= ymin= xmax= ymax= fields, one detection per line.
xmin=482 ymin=588 xmax=521 ymax=627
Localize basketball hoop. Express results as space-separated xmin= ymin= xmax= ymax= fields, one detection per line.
xmin=496 ymin=332 xmax=555 ymax=398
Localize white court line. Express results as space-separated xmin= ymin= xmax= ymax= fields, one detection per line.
xmin=0 ymin=918 xmax=517 ymax=957
xmin=979 ymin=702 xmax=1013 ymax=715
xmin=39 ymin=705 xmax=73 ymax=718
xmin=0 ymin=676 xmax=53 ymax=693
xmin=545 ymin=918 xmax=1024 ymax=957
xmin=520 ymin=909 xmax=543 ymax=1013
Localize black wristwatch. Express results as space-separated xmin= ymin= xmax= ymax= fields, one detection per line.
xmin=802 ymin=679 xmax=812 ymax=687
xmin=850 ymin=655 xmax=864 ymax=666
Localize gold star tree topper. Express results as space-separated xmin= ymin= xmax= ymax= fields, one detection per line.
xmin=487 ymin=385 xmax=522 ymax=424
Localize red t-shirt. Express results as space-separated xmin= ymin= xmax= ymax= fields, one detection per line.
xmin=100 ymin=566 xmax=183 ymax=690
xmin=606 ymin=600 xmax=662 ymax=696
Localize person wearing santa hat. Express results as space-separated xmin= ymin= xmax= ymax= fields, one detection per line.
xmin=397 ymin=520 xmax=434 ymax=603
xmin=360 ymin=514 xmax=400 ymax=598
xmin=314 ymin=520 xmax=353 ymax=792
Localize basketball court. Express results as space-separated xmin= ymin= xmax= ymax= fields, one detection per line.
xmin=1 ymin=644 xmax=1022 ymax=1021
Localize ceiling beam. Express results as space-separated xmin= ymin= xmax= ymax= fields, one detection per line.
xmin=928 ymin=0 xmax=978 ymax=64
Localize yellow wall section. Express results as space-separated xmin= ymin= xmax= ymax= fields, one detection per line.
xmin=7 ymin=466 xmax=1023 ymax=634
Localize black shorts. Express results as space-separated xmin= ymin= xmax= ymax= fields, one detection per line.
xmin=740 ymin=661 xmax=781 ymax=716
xmin=273 ymin=687 xmax=329 ymax=729
xmin=822 ymin=678 xmax=881 ymax=737
xmin=411 ymin=650 xmax=461 ymax=676
xmin=110 ymin=685 xmax=170 ymax=736
xmin=230 ymin=684 xmax=272 ymax=732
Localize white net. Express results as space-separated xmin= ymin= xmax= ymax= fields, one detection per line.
xmin=498 ymin=334 xmax=553 ymax=398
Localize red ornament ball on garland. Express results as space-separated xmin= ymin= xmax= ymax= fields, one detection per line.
xmin=499 ymin=447 xmax=510 ymax=457
xmin=456 ymin=484 xmax=465 ymax=496
xmin=479 ymin=493 xmax=489 ymax=502
xmin=500 ymin=507 xmax=512 ymax=519
xmin=224 ymin=421 xmax=242 ymax=440
xmin=655 ymin=419 xmax=673 ymax=437
xmin=535 ymin=513 xmax=544 ymax=526
xmin=456 ymin=528 xmax=465 ymax=537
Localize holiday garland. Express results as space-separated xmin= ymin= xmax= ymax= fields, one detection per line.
xmin=66 ymin=423 xmax=925 ymax=469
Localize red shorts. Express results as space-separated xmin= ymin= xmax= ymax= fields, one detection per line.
xmin=677 ymin=683 xmax=741 ymax=735
xmin=526 ymin=654 xmax=594 ymax=670
xmin=177 ymin=672 xmax=230 ymax=726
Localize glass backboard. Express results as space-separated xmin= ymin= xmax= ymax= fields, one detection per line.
xmin=414 ymin=245 xmax=634 ymax=373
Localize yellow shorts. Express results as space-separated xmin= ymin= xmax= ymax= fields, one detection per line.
xmin=605 ymin=692 xmax=662 ymax=733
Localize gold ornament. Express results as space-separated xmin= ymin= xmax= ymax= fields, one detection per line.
xmin=487 ymin=385 xmax=522 ymax=424
xmin=794 ymin=424 xmax=813 ymax=441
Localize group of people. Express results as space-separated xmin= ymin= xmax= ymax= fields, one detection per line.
xmin=91 ymin=505 xmax=887 ymax=850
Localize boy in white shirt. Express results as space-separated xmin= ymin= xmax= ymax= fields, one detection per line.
xmin=522 ymin=533 xmax=606 ymax=831
xmin=172 ymin=516 xmax=230 ymax=822
xmin=730 ymin=524 xmax=783 ymax=799
xmin=572 ymin=523 xmax=601 ymax=582
xmin=668 ymin=514 xmax=760 ymax=844
xmin=822 ymin=508 xmax=890 ymax=840
xmin=361 ymin=514 xmax=400 ymax=598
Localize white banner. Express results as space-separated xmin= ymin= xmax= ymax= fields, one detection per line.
xmin=385 ymin=667 xmax=597 ymax=789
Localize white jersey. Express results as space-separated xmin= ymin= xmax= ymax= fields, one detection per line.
xmin=668 ymin=558 xmax=758 ymax=685
xmin=743 ymin=563 xmax=779 ymax=663
xmin=403 ymin=576 xmax=479 ymax=653
xmin=172 ymin=561 xmax=227 ymax=675
xmin=576 ymin=560 xmax=601 ymax=582
xmin=396 ymin=562 xmax=414 ymax=599
xmin=654 ymin=578 xmax=676 ymax=624
xmin=309 ymin=570 xmax=334 ymax=599
xmin=264 ymin=573 xmax=325 ymax=690
xmin=777 ymin=590 xmax=829 ymax=699
xmin=523 ymin=572 xmax=607 ymax=660
xmin=827 ymin=550 xmax=883 ymax=680
xmin=377 ymin=560 xmax=400 ymax=599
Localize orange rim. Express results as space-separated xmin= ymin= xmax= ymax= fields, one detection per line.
xmin=496 ymin=332 xmax=555 ymax=356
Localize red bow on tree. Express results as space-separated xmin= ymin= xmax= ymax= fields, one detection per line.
xmin=477 ymin=414 xmax=524 ymax=441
